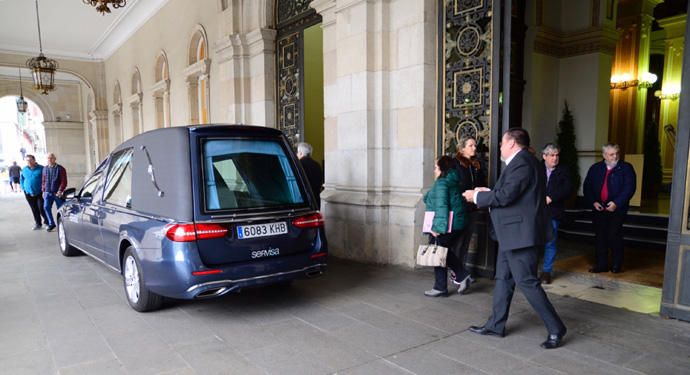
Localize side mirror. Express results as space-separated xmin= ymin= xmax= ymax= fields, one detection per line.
xmin=63 ymin=187 xmax=77 ymax=200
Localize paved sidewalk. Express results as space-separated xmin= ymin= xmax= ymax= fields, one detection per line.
xmin=1 ymin=193 xmax=689 ymax=374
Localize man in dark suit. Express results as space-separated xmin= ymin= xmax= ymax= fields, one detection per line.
xmin=540 ymin=143 xmax=572 ymax=284
xmin=297 ymin=142 xmax=324 ymax=209
xmin=583 ymin=143 xmax=636 ymax=273
xmin=462 ymin=128 xmax=566 ymax=349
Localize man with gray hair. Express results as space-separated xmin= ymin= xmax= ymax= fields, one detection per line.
xmin=41 ymin=153 xmax=68 ymax=232
xmin=583 ymin=143 xmax=636 ymax=273
xmin=540 ymin=143 xmax=572 ymax=284
xmin=297 ymin=142 xmax=324 ymax=209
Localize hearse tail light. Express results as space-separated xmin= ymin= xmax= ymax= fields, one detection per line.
xmin=292 ymin=213 xmax=325 ymax=228
xmin=165 ymin=223 xmax=228 ymax=242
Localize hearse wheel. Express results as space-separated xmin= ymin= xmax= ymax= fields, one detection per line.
xmin=57 ymin=217 xmax=81 ymax=257
xmin=122 ymin=246 xmax=163 ymax=312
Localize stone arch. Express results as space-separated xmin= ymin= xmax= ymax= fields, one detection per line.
xmin=188 ymin=25 xmax=209 ymax=65
xmin=128 ymin=67 xmax=144 ymax=136
xmin=185 ymin=24 xmax=211 ymax=124
xmin=131 ymin=67 xmax=142 ymax=95
xmin=152 ymin=50 xmax=171 ymax=128
xmin=0 ymin=85 xmax=55 ymax=121
xmin=110 ymin=80 xmax=123 ymax=148
xmin=154 ymin=50 xmax=169 ymax=82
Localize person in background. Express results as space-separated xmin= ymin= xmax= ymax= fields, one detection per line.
xmin=540 ymin=144 xmax=572 ymax=284
xmin=450 ymin=136 xmax=484 ymax=293
xmin=462 ymin=128 xmax=566 ymax=349
xmin=423 ymin=155 xmax=467 ymax=297
xmin=20 ymin=155 xmax=48 ymax=230
xmin=297 ymin=142 xmax=324 ymax=209
xmin=9 ymin=161 xmax=22 ymax=193
xmin=583 ymin=143 xmax=636 ymax=273
xmin=41 ymin=153 xmax=68 ymax=232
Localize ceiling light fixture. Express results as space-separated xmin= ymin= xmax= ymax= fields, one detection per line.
xmin=82 ymin=0 xmax=127 ymax=15
xmin=25 ymin=0 xmax=58 ymax=95
xmin=16 ymin=68 xmax=28 ymax=113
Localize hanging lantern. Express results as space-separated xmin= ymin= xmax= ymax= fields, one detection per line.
xmin=16 ymin=68 xmax=28 ymax=113
xmin=82 ymin=0 xmax=127 ymax=15
xmin=26 ymin=0 xmax=58 ymax=95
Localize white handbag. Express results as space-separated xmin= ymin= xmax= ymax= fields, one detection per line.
xmin=416 ymin=242 xmax=448 ymax=267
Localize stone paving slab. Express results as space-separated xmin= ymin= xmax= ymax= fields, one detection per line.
xmin=1 ymin=193 xmax=690 ymax=374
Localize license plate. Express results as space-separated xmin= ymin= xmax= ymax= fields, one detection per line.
xmin=237 ymin=222 xmax=288 ymax=239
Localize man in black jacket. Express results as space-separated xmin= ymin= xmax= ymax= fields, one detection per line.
xmin=462 ymin=128 xmax=566 ymax=349
xmin=540 ymin=143 xmax=572 ymax=284
xmin=297 ymin=142 xmax=324 ymax=209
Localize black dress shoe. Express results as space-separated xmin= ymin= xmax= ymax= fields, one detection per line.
xmin=468 ymin=325 xmax=505 ymax=338
xmin=588 ymin=267 xmax=607 ymax=273
xmin=540 ymin=332 xmax=565 ymax=349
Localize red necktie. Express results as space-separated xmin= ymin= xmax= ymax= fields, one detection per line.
xmin=600 ymin=168 xmax=613 ymax=202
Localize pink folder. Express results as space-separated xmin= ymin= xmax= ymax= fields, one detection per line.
xmin=422 ymin=211 xmax=453 ymax=233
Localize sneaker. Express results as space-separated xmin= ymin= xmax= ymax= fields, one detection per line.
xmin=46 ymin=225 xmax=56 ymax=232
xmin=455 ymin=275 xmax=472 ymax=294
xmin=424 ymin=288 xmax=447 ymax=297
xmin=32 ymin=224 xmax=42 ymax=230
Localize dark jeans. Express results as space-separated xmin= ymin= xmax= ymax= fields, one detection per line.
xmin=592 ymin=210 xmax=626 ymax=270
xmin=431 ymin=231 xmax=463 ymax=292
xmin=24 ymin=193 xmax=48 ymax=226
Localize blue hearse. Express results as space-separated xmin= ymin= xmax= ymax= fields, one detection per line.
xmin=57 ymin=125 xmax=327 ymax=311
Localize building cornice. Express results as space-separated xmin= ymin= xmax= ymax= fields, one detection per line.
xmin=534 ymin=26 xmax=619 ymax=58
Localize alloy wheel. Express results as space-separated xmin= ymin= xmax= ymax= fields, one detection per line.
xmin=124 ymin=255 xmax=140 ymax=304
xmin=58 ymin=222 xmax=66 ymax=251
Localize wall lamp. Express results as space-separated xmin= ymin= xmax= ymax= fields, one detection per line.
xmin=654 ymin=86 xmax=681 ymax=101
xmin=637 ymin=72 xmax=657 ymax=89
xmin=609 ymin=72 xmax=657 ymax=90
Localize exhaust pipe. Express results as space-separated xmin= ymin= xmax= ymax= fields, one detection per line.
xmin=195 ymin=287 xmax=229 ymax=299
xmin=305 ymin=269 xmax=323 ymax=278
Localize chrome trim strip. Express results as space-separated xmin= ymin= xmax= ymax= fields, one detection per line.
xmin=204 ymin=208 xmax=314 ymax=222
xmin=186 ymin=264 xmax=326 ymax=293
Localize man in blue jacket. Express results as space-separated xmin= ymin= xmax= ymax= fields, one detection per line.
xmin=20 ymin=155 xmax=48 ymax=230
xmin=583 ymin=144 xmax=636 ymax=273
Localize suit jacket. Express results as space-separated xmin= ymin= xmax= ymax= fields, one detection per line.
xmin=476 ymin=148 xmax=549 ymax=251
xmin=544 ymin=163 xmax=572 ymax=220
xmin=583 ymin=160 xmax=636 ymax=213
xmin=300 ymin=156 xmax=324 ymax=207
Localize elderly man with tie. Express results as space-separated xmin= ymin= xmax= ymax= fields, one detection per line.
xmin=583 ymin=143 xmax=636 ymax=274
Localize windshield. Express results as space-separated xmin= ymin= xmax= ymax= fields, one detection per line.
xmin=201 ymin=138 xmax=306 ymax=211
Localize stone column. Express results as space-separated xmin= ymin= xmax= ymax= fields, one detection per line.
xmin=43 ymin=121 xmax=88 ymax=186
xmin=88 ymin=109 xmax=109 ymax=164
xmin=312 ymin=0 xmax=437 ymax=266
xmin=216 ymin=28 xmax=277 ymax=126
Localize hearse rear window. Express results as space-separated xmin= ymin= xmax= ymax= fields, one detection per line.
xmin=202 ymin=139 xmax=305 ymax=211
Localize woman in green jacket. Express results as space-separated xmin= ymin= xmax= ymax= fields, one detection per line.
xmin=423 ymin=155 xmax=468 ymax=297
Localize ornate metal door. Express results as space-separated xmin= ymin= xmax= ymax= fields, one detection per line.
xmin=276 ymin=0 xmax=321 ymax=147
xmin=438 ymin=0 xmax=512 ymax=276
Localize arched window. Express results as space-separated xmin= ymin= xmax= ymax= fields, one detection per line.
xmin=111 ymin=81 xmax=123 ymax=147
xmin=185 ymin=25 xmax=211 ymax=124
xmin=152 ymin=51 xmax=171 ymax=128
xmin=128 ymin=68 xmax=144 ymax=137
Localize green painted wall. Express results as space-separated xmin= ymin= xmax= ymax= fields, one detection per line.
xmin=303 ymin=23 xmax=324 ymax=167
